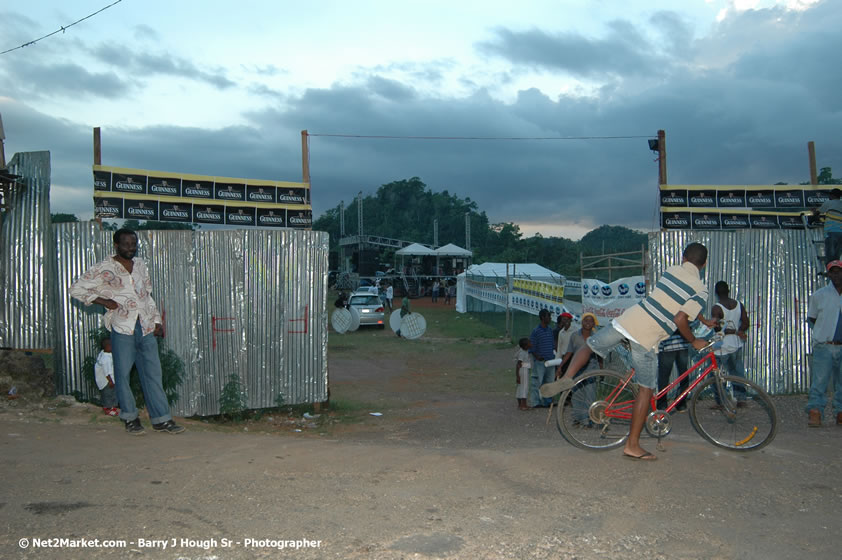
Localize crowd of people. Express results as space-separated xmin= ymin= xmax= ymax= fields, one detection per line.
xmin=514 ymin=236 xmax=842 ymax=460
xmin=70 ymin=202 xmax=842 ymax=440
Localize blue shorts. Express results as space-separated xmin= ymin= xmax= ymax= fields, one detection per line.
xmin=585 ymin=324 xmax=658 ymax=390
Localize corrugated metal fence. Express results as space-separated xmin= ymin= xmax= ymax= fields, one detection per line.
xmin=54 ymin=225 xmax=329 ymax=417
xmin=650 ymin=229 xmax=823 ymax=395
xmin=0 ymin=151 xmax=56 ymax=349
xmin=3 ymin=151 xmax=329 ymax=416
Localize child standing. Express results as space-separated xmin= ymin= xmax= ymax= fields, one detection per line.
xmin=515 ymin=338 xmax=532 ymax=410
xmin=95 ymin=339 xmax=119 ymax=416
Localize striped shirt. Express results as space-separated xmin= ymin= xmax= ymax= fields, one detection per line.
xmin=614 ymin=261 xmax=708 ymax=351
xmin=658 ymin=331 xmax=690 ymax=353
xmin=819 ymin=199 xmax=842 ymax=234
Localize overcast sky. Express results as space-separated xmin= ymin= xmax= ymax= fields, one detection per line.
xmin=1 ymin=0 xmax=838 ymax=239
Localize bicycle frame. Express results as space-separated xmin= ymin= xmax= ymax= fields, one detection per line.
xmin=597 ymin=349 xmax=720 ymax=422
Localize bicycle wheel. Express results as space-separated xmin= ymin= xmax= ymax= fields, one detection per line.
xmin=689 ymin=375 xmax=778 ymax=451
xmin=556 ymin=369 xmax=638 ymax=451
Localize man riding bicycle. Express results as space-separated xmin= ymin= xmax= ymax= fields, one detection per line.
xmin=541 ymin=242 xmax=714 ymax=461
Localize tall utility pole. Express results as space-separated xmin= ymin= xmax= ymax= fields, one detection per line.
xmin=808 ymin=141 xmax=818 ymax=185
xmin=339 ymin=200 xmax=346 ymax=272
xmin=434 ymin=219 xmax=439 ymax=276
xmin=357 ymin=192 xmax=364 ymax=271
xmin=465 ymin=212 xmax=471 ymax=251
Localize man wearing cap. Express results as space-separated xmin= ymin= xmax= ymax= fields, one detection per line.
xmin=540 ymin=243 xmax=712 ymax=460
xmin=813 ymin=188 xmax=842 ymax=265
xmin=557 ymin=313 xmax=602 ymax=377
xmin=554 ymin=312 xmax=575 ymax=368
xmin=805 ymin=259 xmax=842 ymax=427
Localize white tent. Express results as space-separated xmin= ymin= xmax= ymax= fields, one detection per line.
xmin=395 ymin=243 xmax=436 ymax=256
xmin=434 ymin=243 xmax=472 ymax=257
xmin=455 ymin=262 xmax=565 ymax=312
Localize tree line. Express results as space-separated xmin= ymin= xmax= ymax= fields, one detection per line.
xmin=312 ymin=177 xmax=648 ymax=278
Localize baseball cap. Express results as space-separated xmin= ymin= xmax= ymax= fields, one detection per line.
xmin=581 ymin=312 xmax=599 ymax=326
xmin=827 ymin=260 xmax=842 ymax=271
xmin=559 ymin=312 xmax=573 ymax=319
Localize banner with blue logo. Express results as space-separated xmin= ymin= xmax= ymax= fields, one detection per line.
xmin=582 ymin=276 xmax=646 ymax=326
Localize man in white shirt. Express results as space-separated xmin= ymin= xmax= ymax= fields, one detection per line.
xmin=806 ymin=259 xmax=842 ymax=427
xmin=70 ymin=229 xmax=185 ymax=436
xmin=385 ymin=283 xmax=394 ymax=311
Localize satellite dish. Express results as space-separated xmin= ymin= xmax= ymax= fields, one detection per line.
xmin=348 ymin=306 xmax=361 ymax=332
xmin=399 ymin=313 xmax=427 ymax=339
xmin=331 ymin=308 xmax=352 ymax=333
xmin=389 ymin=309 xmax=403 ymax=333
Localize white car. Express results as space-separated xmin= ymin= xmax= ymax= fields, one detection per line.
xmin=348 ymin=291 xmax=386 ymax=328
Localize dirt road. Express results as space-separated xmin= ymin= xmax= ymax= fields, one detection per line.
xmin=2 ymin=328 xmax=841 ymax=559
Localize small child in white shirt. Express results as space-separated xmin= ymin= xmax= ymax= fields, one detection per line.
xmin=95 ymin=339 xmax=119 ymax=416
xmin=515 ymin=338 xmax=532 ymax=410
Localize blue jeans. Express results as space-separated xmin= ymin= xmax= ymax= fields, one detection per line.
xmin=528 ymin=360 xmax=554 ymax=407
xmin=657 ymin=348 xmax=690 ymax=409
xmin=587 ymin=325 xmax=658 ymax=390
xmin=716 ymin=348 xmax=747 ymax=401
xmin=807 ymin=343 xmax=842 ymax=415
xmin=111 ymin=320 xmax=172 ymax=424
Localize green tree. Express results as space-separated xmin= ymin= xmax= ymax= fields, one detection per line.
xmin=51 ymin=213 xmax=80 ymax=223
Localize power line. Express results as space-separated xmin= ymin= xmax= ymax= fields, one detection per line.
xmin=0 ymin=0 xmax=123 ymax=56
xmin=308 ymin=133 xmax=653 ymax=141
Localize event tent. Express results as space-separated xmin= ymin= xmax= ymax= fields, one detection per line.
xmin=395 ymin=243 xmax=436 ymax=256
xmin=455 ymin=262 xmax=564 ymax=312
xmin=434 ymin=243 xmax=472 ymax=256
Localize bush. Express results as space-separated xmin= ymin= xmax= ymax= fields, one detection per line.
xmin=219 ymin=374 xmax=248 ymax=421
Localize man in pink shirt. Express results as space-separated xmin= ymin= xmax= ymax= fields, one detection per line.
xmin=70 ymin=229 xmax=184 ymax=436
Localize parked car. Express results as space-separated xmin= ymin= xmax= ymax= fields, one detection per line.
xmin=348 ymin=290 xmax=386 ymax=328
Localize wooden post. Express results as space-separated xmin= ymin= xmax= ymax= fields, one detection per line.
xmin=808 ymin=141 xmax=818 ymax=185
xmin=93 ymin=127 xmax=102 ymax=166
xmin=657 ymin=129 xmax=667 ymax=186
xmin=0 ymin=113 xmax=6 ymax=168
xmin=301 ymin=130 xmax=310 ymax=184
xmin=93 ymin=127 xmax=102 ymax=228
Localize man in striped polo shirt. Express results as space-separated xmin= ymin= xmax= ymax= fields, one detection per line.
xmin=541 ymin=242 xmax=711 ymax=460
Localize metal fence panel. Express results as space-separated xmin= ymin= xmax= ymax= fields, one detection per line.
xmin=51 ymin=224 xmax=328 ymax=416
xmin=0 ymin=151 xmax=56 ymax=349
xmin=649 ymin=229 xmax=822 ymax=395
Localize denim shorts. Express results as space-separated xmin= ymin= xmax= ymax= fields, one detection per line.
xmin=586 ymin=324 xmax=658 ymax=390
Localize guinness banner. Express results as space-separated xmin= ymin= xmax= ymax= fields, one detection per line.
xmin=93 ymin=165 xmax=311 ymax=229
xmin=660 ymin=184 xmax=828 ymax=230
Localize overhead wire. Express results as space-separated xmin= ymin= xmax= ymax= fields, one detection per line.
xmin=308 ymin=133 xmax=653 ymax=141
xmin=1 ymin=0 xmax=123 ymax=56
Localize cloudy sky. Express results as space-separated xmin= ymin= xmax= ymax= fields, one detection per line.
xmin=1 ymin=0 xmax=838 ymax=239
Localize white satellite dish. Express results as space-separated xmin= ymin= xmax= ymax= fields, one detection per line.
xmin=389 ymin=309 xmax=403 ymax=333
xmin=348 ymin=306 xmax=361 ymax=332
xmin=399 ymin=313 xmax=426 ymax=339
xmin=331 ymin=308 xmax=353 ymax=334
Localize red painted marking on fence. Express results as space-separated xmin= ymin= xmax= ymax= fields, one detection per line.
xmin=211 ymin=316 xmax=236 ymax=349
xmin=288 ymin=304 xmax=309 ymax=334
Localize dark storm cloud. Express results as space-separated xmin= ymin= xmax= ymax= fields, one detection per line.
xmin=477 ymin=22 xmax=667 ymax=79
xmin=367 ymin=76 xmax=416 ymax=101
xmin=90 ymin=43 xmax=235 ymax=89
xmin=6 ymin=2 xmax=842 ymax=234
xmin=4 ymin=61 xmax=128 ymax=99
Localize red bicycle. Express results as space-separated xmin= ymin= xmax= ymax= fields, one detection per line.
xmin=554 ymin=339 xmax=778 ymax=451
